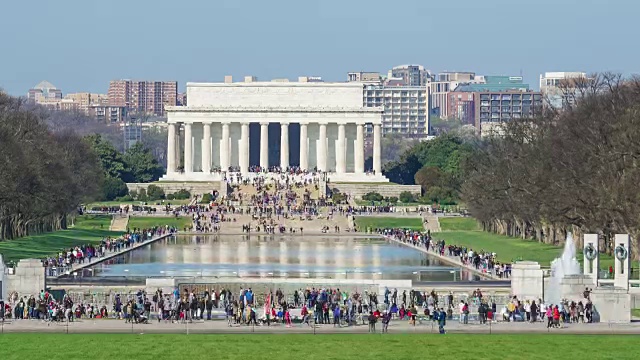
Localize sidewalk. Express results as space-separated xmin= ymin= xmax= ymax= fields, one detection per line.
xmin=1 ymin=317 xmax=638 ymax=334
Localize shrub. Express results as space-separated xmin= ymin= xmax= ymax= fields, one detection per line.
xmin=146 ymin=185 xmax=165 ymax=201
xmin=399 ymin=191 xmax=415 ymax=203
xmin=129 ymin=189 xmax=138 ymax=199
xmin=388 ymin=196 xmax=398 ymax=203
xmin=166 ymin=193 xmax=175 ymax=200
xmin=362 ymin=192 xmax=383 ymax=202
xmin=201 ymin=193 xmax=213 ymax=203
xmin=137 ymin=188 xmax=148 ymax=201
xmin=115 ymin=195 xmax=133 ymax=202
xmin=332 ymin=192 xmax=347 ymax=203
xmin=173 ymin=189 xmax=191 ymax=200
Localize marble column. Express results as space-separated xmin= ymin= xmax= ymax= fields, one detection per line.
xmin=373 ymin=123 xmax=382 ymax=175
xmin=336 ymin=123 xmax=346 ymax=173
xmin=280 ymin=123 xmax=289 ymax=169
xmin=240 ymin=123 xmax=249 ymax=174
xmin=167 ymin=123 xmax=176 ymax=172
xmin=299 ymin=123 xmax=308 ymax=170
xmin=175 ymin=125 xmax=181 ymax=170
xmin=220 ymin=122 xmax=230 ymax=171
xmin=184 ymin=123 xmax=193 ymax=173
xmin=355 ymin=123 xmax=364 ymax=173
xmin=260 ymin=123 xmax=269 ymax=170
xmin=317 ymin=123 xmax=327 ymax=171
xmin=202 ymin=123 xmax=211 ymax=174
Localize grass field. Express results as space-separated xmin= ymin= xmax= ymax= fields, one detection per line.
xmin=0 ymin=334 xmax=637 ymax=360
xmin=355 ymin=216 xmax=423 ymax=230
xmin=436 ymin=217 xmax=621 ymax=271
xmin=127 ymin=216 xmax=193 ymax=230
xmin=0 ymin=215 xmax=119 ymax=263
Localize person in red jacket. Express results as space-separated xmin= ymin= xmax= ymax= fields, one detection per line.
xmin=552 ymin=305 xmax=561 ymax=328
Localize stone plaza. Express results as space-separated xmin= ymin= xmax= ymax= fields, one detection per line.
xmin=161 ymin=80 xmax=388 ymax=183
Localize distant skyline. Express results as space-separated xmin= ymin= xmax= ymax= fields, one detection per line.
xmin=0 ymin=0 xmax=637 ymax=95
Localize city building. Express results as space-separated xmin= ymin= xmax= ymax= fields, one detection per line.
xmin=389 ymin=65 xmax=430 ymax=86
xmin=447 ymin=91 xmax=475 ymax=124
xmin=27 ymin=81 xmax=62 ymax=103
xmin=347 ymin=72 xmax=381 ymax=83
xmin=123 ymin=119 xmax=143 ymax=150
xmin=472 ymin=90 xmax=543 ymax=135
xmin=539 ymin=71 xmax=587 ymax=109
xmin=64 ymin=93 xmax=108 ymax=114
xmin=108 ymin=80 xmax=178 ymax=116
xmin=37 ymin=98 xmax=80 ymax=112
xmin=362 ymin=83 xmax=430 ymax=137
xmin=89 ymin=105 xmax=128 ymax=123
xmin=162 ymin=78 xmax=387 ymax=183
xmin=430 ymin=72 xmax=477 ymax=118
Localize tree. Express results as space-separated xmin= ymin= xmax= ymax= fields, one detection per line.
xmin=85 ymin=134 xmax=130 ymax=180
xmin=102 ymin=176 xmax=128 ymax=201
xmin=123 ymin=142 xmax=165 ymax=183
xmin=414 ymin=166 xmax=442 ymax=192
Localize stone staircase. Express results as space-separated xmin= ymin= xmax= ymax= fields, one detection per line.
xmin=423 ymin=213 xmax=441 ymax=232
xmin=109 ymin=214 xmax=129 ymax=232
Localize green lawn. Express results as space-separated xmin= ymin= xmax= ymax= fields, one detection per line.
xmin=439 ymin=217 xmax=479 ymax=231
xmin=355 ymin=216 xmax=423 ymax=230
xmin=435 ymin=217 xmax=621 ymax=271
xmin=0 ymin=334 xmax=637 ymax=360
xmin=633 ymin=309 xmax=640 ymax=318
xmin=127 ymin=216 xmax=193 ymax=230
xmin=0 ymin=215 xmax=119 ymax=263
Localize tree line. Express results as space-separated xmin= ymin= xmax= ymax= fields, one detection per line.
xmin=461 ymin=73 xmax=640 ymax=255
xmin=0 ymin=92 xmax=164 ymax=241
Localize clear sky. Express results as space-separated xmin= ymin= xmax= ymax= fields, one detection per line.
xmin=0 ymin=0 xmax=636 ymax=95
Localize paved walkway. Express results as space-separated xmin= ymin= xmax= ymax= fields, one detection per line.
xmin=385 ymin=236 xmax=499 ymax=280
xmin=1 ymin=317 xmax=638 ymax=334
xmin=51 ymin=233 xmax=173 ymax=278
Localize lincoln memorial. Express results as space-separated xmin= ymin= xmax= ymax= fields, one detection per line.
xmin=161 ymin=80 xmax=389 ymax=183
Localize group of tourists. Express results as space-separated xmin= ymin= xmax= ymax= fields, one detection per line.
xmin=374 ymin=227 xmax=511 ymax=279
xmin=41 ymin=226 xmax=176 ymax=276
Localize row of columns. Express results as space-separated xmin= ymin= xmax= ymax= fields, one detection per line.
xmin=167 ymin=122 xmax=382 ymax=175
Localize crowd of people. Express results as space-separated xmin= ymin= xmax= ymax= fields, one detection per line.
xmin=374 ymin=227 xmax=511 ymax=279
xmin=41 ymin=226 xmax=177 ymax=277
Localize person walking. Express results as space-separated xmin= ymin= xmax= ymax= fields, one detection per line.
xmin=438 ymin=308 xmax=446 ymax=334
xmin=368 ymin=311 xmax=377 ymax=333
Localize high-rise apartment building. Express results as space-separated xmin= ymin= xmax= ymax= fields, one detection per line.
xmin=89 ymin=105 xmax=128 ymax=123
xmin=539 ymin=71 xmax=587 ymax=109
xmin=64 ymin=93 xmax=109 ymax=114
xmin=27 ymin=81 xmax=62 ymax=103
xmin=390 ymin=65 xmax=430 ymax=86
xmin=108 ymin=80 xmax=177 ymax=116
xmin=473 ymin=91 xmax=543 ymax=135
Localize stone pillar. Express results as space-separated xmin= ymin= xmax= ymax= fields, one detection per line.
xmin=373 ymin=123 xmax=382 ymax=175
xmin=280 ymin=123 xmax=289 ymax=169
xmin=336 ymin=123 xmax=346 ymax=173
xmin=260 ymin=123 xmax=269 ymax=170
xmin=167 ymin=123 xmax=176 ymax=173
xmin=614 ymin=234 xmax=630 ymax=290
xmin=202 ymin=123 xmax=211 ymax=174
xmin=355 ymin=123 xmax=364 ymax=173
xmin=583 ymin=233 xmax=599 ymax=285
xmin=184 ymin=123 xmax=193 ymax=173
xmin=220 ymin=123 xmax=230 ymax=171
xmin=299 ymin=123 xmax=308 ymax=170
xmin=175 ymin=125 xmax=181 ymax=170
xmin=510 ymin=261 xmax=543 ymax=301
xmin=240 ymin=123 xmax=249 ymax=175
xmin=317 ymin=123 xmax=327 ymax=171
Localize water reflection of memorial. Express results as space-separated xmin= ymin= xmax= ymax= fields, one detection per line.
xmin=81 ymin=235 xmax=478 ymax=281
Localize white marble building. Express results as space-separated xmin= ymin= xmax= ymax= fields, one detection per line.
xmin=162 ymin=81 xmax=388 ymax=182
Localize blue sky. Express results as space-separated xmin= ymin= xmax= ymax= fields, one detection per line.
xmin=0 ymin=0 xmax=636 ymax=95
